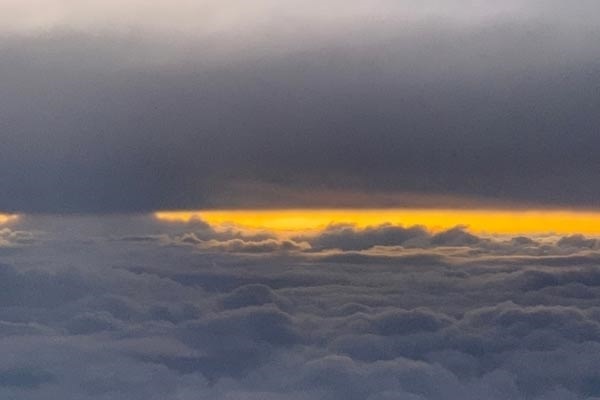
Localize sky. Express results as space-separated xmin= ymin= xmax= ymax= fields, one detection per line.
xmin=2 ymin=1 xmax=600 ymax=399
xmin=2 ymin=0 xmax=600 ymax=212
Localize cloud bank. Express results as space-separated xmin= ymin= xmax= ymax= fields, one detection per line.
xmin=2 ymin=1 xmax=600 ymax=212
xmin=1 ymin=215 xmax=600 ymax=398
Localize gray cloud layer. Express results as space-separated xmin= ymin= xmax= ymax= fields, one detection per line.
xmin=1 ymin=215 xmax=600 ymax=398
xmin=1 ymin=1 xmax=600 ymax=212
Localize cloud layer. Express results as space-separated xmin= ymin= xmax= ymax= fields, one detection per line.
xmin=1 ymin=215 xmax=600 ymax=399
xmin=2 ymin=1 xmax=600 ymax=212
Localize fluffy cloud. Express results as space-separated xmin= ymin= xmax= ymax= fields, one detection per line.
xmin=304 ymin=224 xmax=428 ymax=251
xmin=1 ymin=215 xmax=600 ymax=399
xmin=0 ymin=228 xmax=35 ymax=248
xmin=303 ymin=224 xmax=487 ymax=251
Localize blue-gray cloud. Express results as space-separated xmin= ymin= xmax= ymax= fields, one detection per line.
xmin=0 ymin=215 xmax=600 ymax=398
xmin=2 ymin=2 xmax=600 ymax=212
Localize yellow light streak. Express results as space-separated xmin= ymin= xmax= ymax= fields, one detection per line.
xmin=155 ymin=209 xmax=600 ymax=236
xmin=0 ymin=214 xmax=18 ymax=225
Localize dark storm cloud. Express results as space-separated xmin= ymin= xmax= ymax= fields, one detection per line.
xmin=2 ymin=215 xmax=600 ymax=398
xmin=2 ymin=2 xmax=600 ymax=212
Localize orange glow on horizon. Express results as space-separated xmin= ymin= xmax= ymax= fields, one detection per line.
xmin=0 ymin=214 xmax=18 ymax=225
xmin=155 ymin=209 xmax=600 ymax=236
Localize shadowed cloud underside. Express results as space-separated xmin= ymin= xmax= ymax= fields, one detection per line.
xmin=2 ymin=1 xmax=600 ymax=213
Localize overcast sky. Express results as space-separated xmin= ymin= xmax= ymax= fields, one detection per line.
xmin=2 ymin=0 xmax=600 ymax=213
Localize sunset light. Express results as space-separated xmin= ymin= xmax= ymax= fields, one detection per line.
xmin=0 ymin=214 xmax=18 ymax=225
xmin=155 ymin=209 xmax=600 ymax=236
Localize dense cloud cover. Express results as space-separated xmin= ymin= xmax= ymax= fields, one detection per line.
xmin=2 ymin=1 xmax=600 ymax=212
xmin=0 ymin=215 xmax=600 ymax=399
